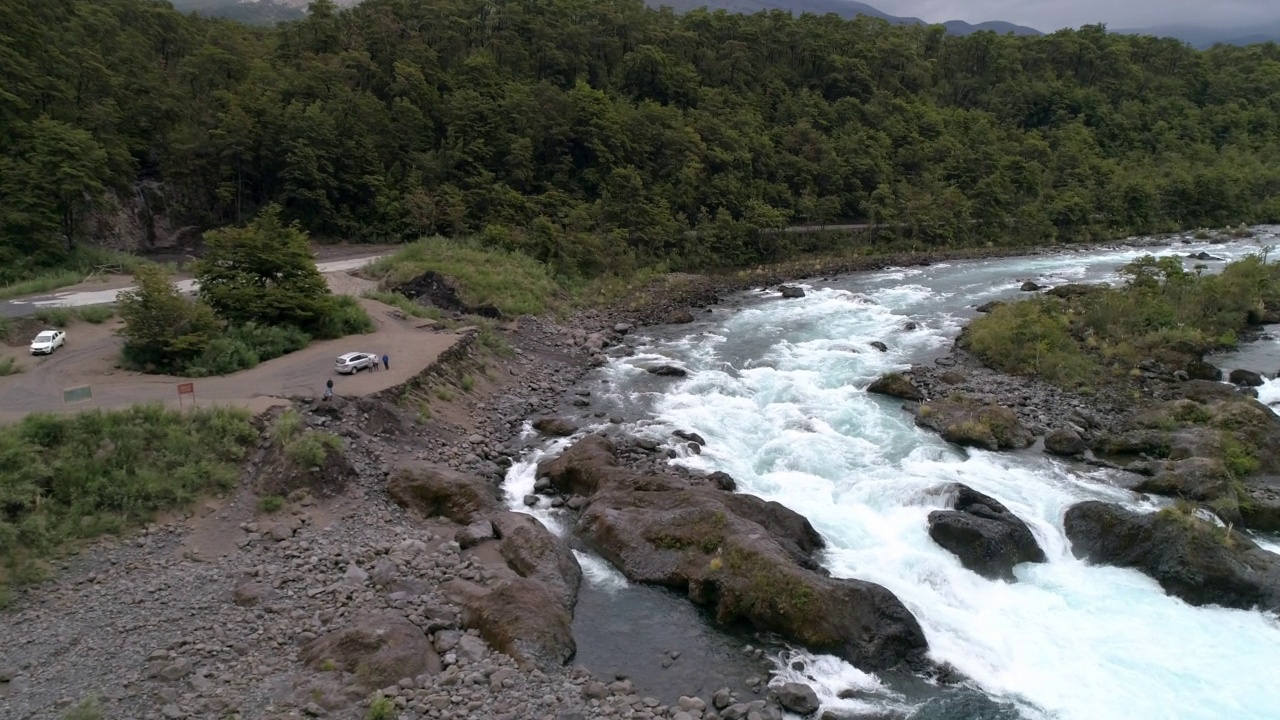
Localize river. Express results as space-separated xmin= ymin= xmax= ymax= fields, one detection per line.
xmin=504 ymin=230 xmax=1280 ymax=720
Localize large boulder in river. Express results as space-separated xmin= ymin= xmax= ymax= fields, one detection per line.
xmin=1229 ymin=368 xmax=1265 ymax=387
xmin=532 ymin=417 xmax=578 ymax=437
xmin=867 ymin=373 xmax=924 ymax=402
xmin=545 ymin=435 xmax=928 ymax=671
xmin=462 ymin=577 xmax=575 ymax=671
xmin=1063 ymin=501 xmax=1280 ymax=612
xmin=302 ymin=612 xmax=441 ymax=688
xmin=387 ymin=463 xmax=499 ymax=524
xmin=927 ymin=484 xmax=1046 ymax=581
xmin=489 ymin=511 xmax=583 ymax=610
xmin=913 ymin=397 xmax=1034 ymax=451
xmin=780 ymin=285 xmax=806 ymax=298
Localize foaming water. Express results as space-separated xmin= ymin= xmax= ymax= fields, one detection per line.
xmin=590 ymin=239 xmax=1280 ymax=720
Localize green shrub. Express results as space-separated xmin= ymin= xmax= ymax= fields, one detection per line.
xmin=284 ymin=430 xmax=342 ymax=467
xmin=460 ymin=374 xmax=475 ymax=392
xmin=34 ymin=308 xmax=75 ymax=327
xmin=0 ymin=405 xmax=257 ymax=594
xmin=0 ymin=357 xmax=20 ymax=376
xmin=226 ymin=322 xmax=310 ymax=361
xmin=183 ymin=336 xmax=259 ymax=377
xmin=366 ymin=694 xmax=395 ymax=720
xmin=76 ymin=306 xmax=115 ymax=324
xmin=257 ymin=495 xmax=285 ymax=513
xmin=314 ymin=295 xmax=375 ymax=339
xmin=271 ymin=410 xmax=303 ymax=444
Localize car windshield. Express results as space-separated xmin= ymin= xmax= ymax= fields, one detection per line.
xmin=35 ymin=332 xmax=55 ymax=341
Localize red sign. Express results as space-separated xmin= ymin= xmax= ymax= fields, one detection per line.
xmin=176 ymin=382 xmax=195 ymax=396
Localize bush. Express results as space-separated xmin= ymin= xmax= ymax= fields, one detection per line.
xmin=284 ymin=430 xmax=342 ymax=467
xmin=314 ymin=295 xmax=374 ymax=339
xmin=0 ymin=405 xmax=257 ymax=593
xmin=34 ymin=308 xmax=75 ymax=327
xmin=62 ymin=696 xmax=103 ymax=720
xmin=0 ymin=357 xmax=20 ymax=376
xmin=76 ymin=306 xmax=114 ymax=324
xmin=366 ymin=695 xmax=395 ymax=720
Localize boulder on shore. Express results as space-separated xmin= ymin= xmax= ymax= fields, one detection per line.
xmin=1185 ymin=360 xmax=1222 ymax=382
xmin=387 ymin=463 xmax=499 ymax=524
xmin=668 ymin=310 xmax=695 ymax=324
xmin=463 ymin=577 xmax=576 ymax=672
xmin=1063 ymin=501 xmax=1280 ymax=612
xmin=867 ymin=373 xmax=924 ymax=402
xmin=1019 ymin=281 xmax=1042 ymax=291
xmin=913 ymin=397 xmax=1034 ymax=451
xmin=1044 ymin=427 xmax=1087 ymax=456
xmin=927 ymin=484 xmax=1046 ymax=581
xmin=775 ymin=682 xmax=821 ymax=714
xmin=489 ymin=511 xmax=583 ymax=610
xmin=301 ymin=612 xmax=441 ymax=688
xmin=543 ymin=435 xmax=929 ymax=671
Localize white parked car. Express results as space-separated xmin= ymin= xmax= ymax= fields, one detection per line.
xmin=335 ymin=352 xmax=378 ymax=374
xmin=30 ymin=329 xmax=66 ymax=355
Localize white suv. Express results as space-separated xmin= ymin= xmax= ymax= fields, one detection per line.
xmin=335 ymin=352 xmax=378 ymax=374
xmin=30 ymin=329 xmax=66 ymax=355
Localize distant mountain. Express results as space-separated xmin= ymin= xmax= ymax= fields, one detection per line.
xmin=1118 ymin=22 xmax=1280 ymax=48
xmin=168 ymin=0 xmax=1043 ymax=36
xmin=652 ymin=0 xmax=1041 ymax=35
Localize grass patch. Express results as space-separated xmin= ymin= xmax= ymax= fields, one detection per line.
xmin=0 ymin=357 xmax=20 ymax=376
xmin=76 ymin=306 xmax=115 ymax=324
xmin=0 ymin=405 xmax=257 ymax=595
xmin=460 ymin=374 xmax=475 ymax=392
xmin=33 ymin=308 xmax=75 ymax=327
xmin=61 ymin=696 xmax=104 ymax=720
xmin=0 ymin=248 xmax=167 ymax=301
xmin=30 ymin=305 xmax=116 ymax=328
xmin=434 ymin=387 xmax=455 ymax=402
xmin=362 ymin=237 xmax=562 ymax=316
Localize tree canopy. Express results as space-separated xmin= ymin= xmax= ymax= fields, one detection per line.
xmin=3 ymin=0 xmax=1280 ymax=280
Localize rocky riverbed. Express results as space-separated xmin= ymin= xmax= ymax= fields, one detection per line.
xmin=0 ymin=312 xmax=830 ymax=720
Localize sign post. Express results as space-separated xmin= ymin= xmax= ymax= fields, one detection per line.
xmin=62 ymin=385 xmax=93 ymax=405
xmin=176 ymin=382 xmax=196 ymax=408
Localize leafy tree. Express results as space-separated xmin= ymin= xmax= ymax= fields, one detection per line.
xmin=194 ymin=204 xmax=334 ymax=330
xmin=116 ymin=264 xmax=221 ymax=371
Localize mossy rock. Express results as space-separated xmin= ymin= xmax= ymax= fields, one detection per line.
xmin=914 ymin=397 xmax=1033 ymax=451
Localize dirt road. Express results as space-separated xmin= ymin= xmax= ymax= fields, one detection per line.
xmin=0 ymin=298 xmax=462 ymax=422
xmin=0 ymin=253 xmax=387 ymax=318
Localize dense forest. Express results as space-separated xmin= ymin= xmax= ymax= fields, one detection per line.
xmin=3 ymin=0 xmax=1280 ymax=283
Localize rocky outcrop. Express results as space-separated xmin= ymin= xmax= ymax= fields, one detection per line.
xmin=913 ymin=397 xmax=1034 ymax=451
xmin=532 ymin=417 xmax=578 ymax=437
xmin=1044 ymin=427 xmax=1087 ymax=456
xmin=867 ymin=373 xmax=924 ymax=402
xmin=301 ymin=612 xmax=442 ymax=688
xmin=927 ymin=484 xmax=1046 ymax=581
xmin=540 ymin=435 xmax=929 ymax=672
xmin=462 ymin=577 xmax=575 ymax=672
xmin=489 ymin=511 xmax=583 ymax=610
xmin=387 ymin=463 xmax=500 ymax=524
xmin=1240 ymin=476 xmax=1280 ymax=532
xmin=1063 ymin=501 xmax=1280 ymax=612
xmin=393 ymin=270 xmax=502 ymax=318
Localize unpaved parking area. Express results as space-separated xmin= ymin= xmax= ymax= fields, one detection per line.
xmin=0 ymin=298 xmax=461 ymax=422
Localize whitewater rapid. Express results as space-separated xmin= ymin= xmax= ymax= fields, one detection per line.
xmin=504 ymin=234 xmax=1280 ymax=720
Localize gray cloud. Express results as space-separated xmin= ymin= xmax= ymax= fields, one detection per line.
xmin=875 ymin=0 xmax=1280 ymax=31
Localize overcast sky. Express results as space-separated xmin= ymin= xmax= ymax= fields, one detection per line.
xmin=875 ymin=0 xmax=1280 ymax=31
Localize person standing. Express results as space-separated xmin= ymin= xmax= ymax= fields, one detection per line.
xmin=324 ymin=378 xmax=334 ymax=401
xmin=382 ymin=353 xmax=390 ymax=371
